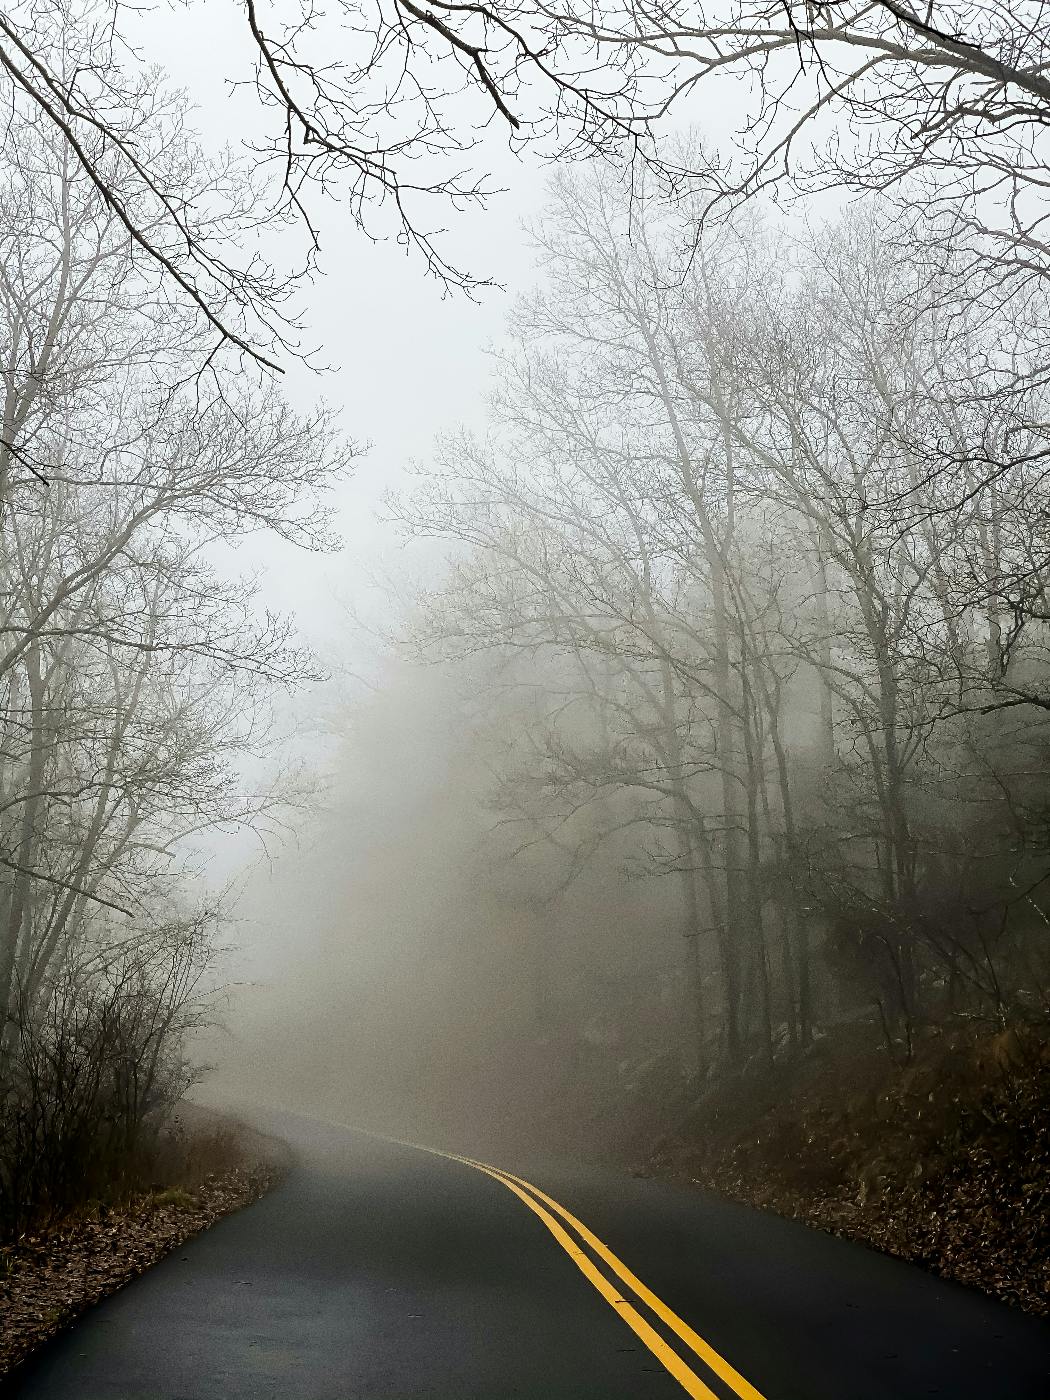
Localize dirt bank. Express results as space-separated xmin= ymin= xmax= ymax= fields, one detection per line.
xmin=647 ymin=1023 xmax=1050 ymax=1316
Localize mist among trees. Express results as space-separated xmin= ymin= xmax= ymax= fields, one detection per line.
xmin=377 ymin=170 xmax=1050 ymax=1121
xmin=3 ymin=0 xmax=1050 ymax=1295
xmin=0 ymin=62 xmax=346 ymax=1235
xmin=212 ymin=168 xmax=1050 ymax=1165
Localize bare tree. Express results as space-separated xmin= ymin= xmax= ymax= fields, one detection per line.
xmin=0 ymin=88 xmax=348 ymax=1227
xmin=387 ymin=168 xmax=1050 ymax=1091
xmin=0 ymin=0 xmax=682 ymax=365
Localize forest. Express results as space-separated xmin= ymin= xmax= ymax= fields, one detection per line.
xmin=1 ymin=0 xmax=1049 ymax=1353
xmin=384 ymin=175 xmax=1050 ymax=1087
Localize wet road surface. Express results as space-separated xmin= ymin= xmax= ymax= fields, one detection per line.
xmin=6 ymin=1111 xmax=1049 ymax=1399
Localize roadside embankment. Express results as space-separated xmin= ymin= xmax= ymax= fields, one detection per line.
xmin=647 ymin=1024 xmax=1050 ymax=1316
xmin=0 ymin=1105 xmax=289 ymax=1376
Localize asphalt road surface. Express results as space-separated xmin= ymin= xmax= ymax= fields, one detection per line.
xmin=6 ymin=1111 xmax=1049 ymax=1399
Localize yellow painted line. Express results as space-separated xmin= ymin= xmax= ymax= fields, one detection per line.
xmin=458 ymin=1154 xmax=724 ymax=1400
xmin=305 ymin=1115 xmax=769 ymax=1400
xmin=464 ymin=1157 xmax=769 ymax=1400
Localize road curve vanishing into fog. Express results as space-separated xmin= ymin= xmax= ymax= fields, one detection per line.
xmin=7 ymin=1111 xmax=1050 ymax=1400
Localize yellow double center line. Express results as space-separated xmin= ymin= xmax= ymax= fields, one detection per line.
xmin=320 ymin=1117 xmax=768 ymax=1400
xmin=437 ymin=1148 xmax=769 ymax=1400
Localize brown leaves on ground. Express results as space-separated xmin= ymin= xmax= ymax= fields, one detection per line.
xmin=650 ymin=1024 xmax=1050 ymax=1316
xmin=0 ymin=1113 xmax=287 ymax=1376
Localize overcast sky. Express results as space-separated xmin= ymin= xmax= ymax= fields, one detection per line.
xmin=132 ymin=3 xmax=553 ymax=655
xmin=130 ymin=1 xmax=783 ymax=672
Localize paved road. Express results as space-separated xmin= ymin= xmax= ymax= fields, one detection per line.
xmin=6 ymin=1111 xmax=1049 ymax=1399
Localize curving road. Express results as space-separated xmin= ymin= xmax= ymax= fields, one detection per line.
xmin=6 ymin=1111 xmax=1049 ymax=1400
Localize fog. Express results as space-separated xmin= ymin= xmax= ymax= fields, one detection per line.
xmin=200 ymin=163 xmax=1050 ymax=1167
xmin=4 ymin=0 xmax=1050 ymax=1224
xmin=208 ymin=654 xmax=690 ymax=1159
xmin=199 ymin=166 xmax=1050 ymax=1162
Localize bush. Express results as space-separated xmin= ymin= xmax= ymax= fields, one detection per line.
xmin=0 ymin=936 xmax=209 ymax=1241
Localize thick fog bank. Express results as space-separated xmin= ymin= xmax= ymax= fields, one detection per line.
xmin=204 ymin=663 xmax=689 ymax=1159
